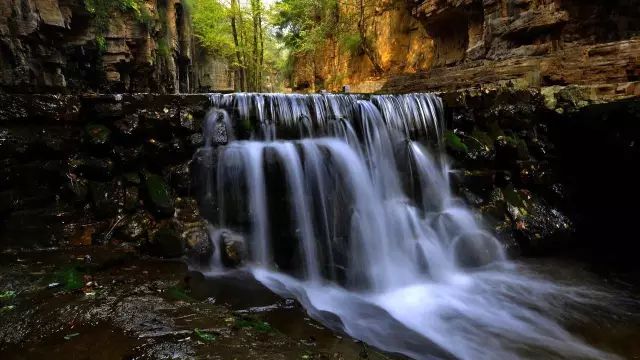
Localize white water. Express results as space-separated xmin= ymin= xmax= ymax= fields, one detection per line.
xmin=195 ymin=93 xmax=621 ymax=359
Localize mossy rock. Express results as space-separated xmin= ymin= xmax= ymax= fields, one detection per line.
xmin=85 ymin=124 xmax=111 ymax=146
xmin=445 ymin=130 xmax=468 ymax=153
xmin=143 ymin=172 xmax=175 ymax=217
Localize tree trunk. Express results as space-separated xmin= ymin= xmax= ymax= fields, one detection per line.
xmin=230 ymin=0 xmax=245 ymax=91
xmin=358 ymin=0 xmax=383 ymax=75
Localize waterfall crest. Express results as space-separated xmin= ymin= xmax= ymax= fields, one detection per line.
xmin=194 ymin=93 xmax=619 ymax=360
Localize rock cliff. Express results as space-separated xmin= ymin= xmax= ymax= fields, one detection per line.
xmin=0 ymin=0 xmax=233 ymax=93
xmin=292 ymin=0 xmax=640 ymax=97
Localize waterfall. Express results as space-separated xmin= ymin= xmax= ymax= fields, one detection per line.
xmin=194 ymin=93 xmax=620 ymax=360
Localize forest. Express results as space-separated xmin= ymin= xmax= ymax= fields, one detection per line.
xmin=188 ymin=0 xmax=382 ymax=92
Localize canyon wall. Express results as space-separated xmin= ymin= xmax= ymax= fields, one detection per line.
xmin=293 ymin=0 xmax=640 ymax=97
xmin=0 ymin=0 xmax=233 ymax=93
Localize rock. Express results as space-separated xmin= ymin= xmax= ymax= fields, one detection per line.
xmin=185 ymin=225 xmax=213 ymax=267
xmin=187 ymin=133 xmax=205 ymax=150
xmin=143 ymin=173 xmax=175 ymax=218
xmin=85 ymin=124 xmax=112 ymax=147
xmin=164 ymin=161 xmax=192 ymax=196
xmin=112 ymin=145 xmax=144 ymax=169
xmin=453 ymin=232 xmax=504 ymax=268
xmin=124 ymin=186 xmax=140 ymax=212
xmin=88 ymin=181 xmax=123 ymax=219
xmin=68 ymin=155 xmax=114 ymax=180
xmin=152 ymin=221 xmax=185 ymax=258
xmin=220 ymin=231 xmax=246 ymax=268
xmin=66 ymin=176 xmax=89 ymax=202
xmin=114 ymin=114 xmax=141 ymax=138
xmin=117 ymin=211 xmax=154 ymax=243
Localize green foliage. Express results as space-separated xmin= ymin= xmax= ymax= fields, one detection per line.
xmin=340 ymin=33 xmax=363 ymax=55
xmin=84 ymin=0 xmax=153 ymax=53
xmin=189 ymin=0 xmax=235 ymax=59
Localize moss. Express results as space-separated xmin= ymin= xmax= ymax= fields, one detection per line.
xmin=235 ymin=316 xmax=274 ymax=333
xmin=143 ymin=173 xmax=175 ymax=217
xmin=165 ymin=284 xmax=193 ymax=302
xmin=84 ymin=0 xmax=154 ymax=53
xmin=445 ymin=130 xmax=469 ymax=153
xmin=502 ymin=185 xmax=525 ymax=208
xmin=54 ymin=266 xmax=85 ymax=291
xmin=194 ymin=328 xmax=216 ymax=342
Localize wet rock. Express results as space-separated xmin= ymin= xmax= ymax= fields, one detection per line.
xmin=511 ymin=194 xmax=574 ymax=254
xmin=117 ymin=211 xmax=154 ymax=243
xmin=185 ymin=225 xmax=213 ymax=267
xmin=453 ymin=232 xmax=504 ymax=268
xmin=173 ymin=110 xmax=200 ymax=132
xmin=164 ymin=161 xmax=192 ymax=196
xmin=123 ymin=172 xmax=141 ymax=185
xmin=187 ymin=133 xmax=204 ymax=149
xmin=143 ymin=173 xmax=175 ymax=218
xmin=66 ymin=176 xmax=89 ymax=202
xmin=88 ymin=181 xmax=123 ymax=219
xmin=68 ymin=155 xmax=114 ymax=180
xmin=144 ymin=137 xmax=186 ymax=167
xmin=152 ymin=221 xmax=185 ymax=258
xmin=114 ymin=114 xmax=141 ymax=138
xmin=495 ymin=135 xmax=528 ymax=168
xmin=124 ymin=186 xmax=140 ymax=212
xmin=112 ymin=145 xmax=143 ymax=169
xmin=220 ymin=231 xmax=246 ymax=268
xmin=213 ymin=118 xmax=229 ymax=145
xmin=84 ymin=124 xmax=112 ymax=147
xmin=0 ymin=190 xmax=16 ymax=215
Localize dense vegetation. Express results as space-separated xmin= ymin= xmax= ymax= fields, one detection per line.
xmin=189 ymin=0 xmax=286 ymax=92
xmin=187 ymin=0 xmax=381 ymax=91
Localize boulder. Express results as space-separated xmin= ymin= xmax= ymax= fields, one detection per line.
xmin=220 ymin=231 xmax=246 ymax=268
xmin=117 ymin=211 xmax=154 ymax=243
xmin=142 ymin=173 xmax=175 ymax=218
xmin=152 ymin=221 xmax=185 ymax=258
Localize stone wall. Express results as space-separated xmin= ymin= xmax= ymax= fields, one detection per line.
xmin=443 ymin=88 xmax=640 ymax=267
xmin=0 ymin=93 xmax=213 ymax=259
xmin=0 ymin=0 xmax=224 ymax=94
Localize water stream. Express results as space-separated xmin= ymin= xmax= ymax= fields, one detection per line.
xmin=193 ymin=93 xmax=632 ymax=359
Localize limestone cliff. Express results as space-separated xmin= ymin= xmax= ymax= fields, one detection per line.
xmin=293 ymin=0 xmax=640 ymax=97
xmin=0 ymin=0 xmax=233 ymax=93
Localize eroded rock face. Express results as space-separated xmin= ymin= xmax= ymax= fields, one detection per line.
xmin=290 ymin=0 xmax=640 ymax=96
xmin=0 ymin=0 xmax=198 ymax=93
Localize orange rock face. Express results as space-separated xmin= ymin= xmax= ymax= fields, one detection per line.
xmin=293 ymin=0 xmax=640 ymax=95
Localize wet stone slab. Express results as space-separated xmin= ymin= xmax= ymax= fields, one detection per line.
xmin=0 ymin=247 xmax=394 ymax=360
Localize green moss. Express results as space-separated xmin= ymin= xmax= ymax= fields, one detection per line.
xmin=54 ymin=266 xmax=85 ymax=291
xmin=502 ymin=185 xmax=525 ymax=208
xmin=235 ymin=316 xmax=274 ymax=333
xmin=165 ymin=284 xmax=193 ymax=302
xmin=445 ymin=130 xmax=469 ymax=153
xmin=194 ymin=328 xmax=216 ymax=342
xmin=84 ymin=0 xmax=154 ymax=53
xmin=143 ymin=172 xmax=175 ymax=217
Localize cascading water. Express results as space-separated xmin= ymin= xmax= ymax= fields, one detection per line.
xmin=193 ymin=93 xmax=622 ymax=359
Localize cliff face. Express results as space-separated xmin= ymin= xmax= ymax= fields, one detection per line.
xmin=0 ymin=0 xmax=231 ymax=93
xmin=293 ymin=0 xmax=640 ymax=95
